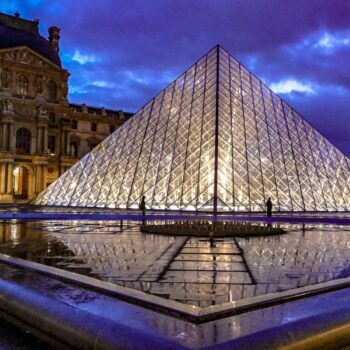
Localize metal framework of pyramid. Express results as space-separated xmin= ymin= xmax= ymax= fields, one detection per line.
xmin=35 ymin=45 xmax=350 ymax=212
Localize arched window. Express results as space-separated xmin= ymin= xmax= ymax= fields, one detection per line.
xmin=16 ymin=128 xmax=31 ymax=154
xmin=49 ymin=112 xmax=56 ymax=122
xmin=70 ymin=135 xmax=80 ymax=157
xmin=17 ymin=75 xmax=28 ymax=96
xmin=48 ymin=80 xmax=57 ymax=102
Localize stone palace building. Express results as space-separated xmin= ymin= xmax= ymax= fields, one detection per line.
xmin=0 ymin=12 xmax=131 ymax=203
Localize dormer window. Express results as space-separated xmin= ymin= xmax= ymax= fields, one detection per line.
xmin=17 ymin=75 xmax=28 ymax=96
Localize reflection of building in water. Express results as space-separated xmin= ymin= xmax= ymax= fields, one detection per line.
xmin=1 ymin=221 xmax=349 ymax=308
xmin=0 ymin=221 xmax=72 ymax=262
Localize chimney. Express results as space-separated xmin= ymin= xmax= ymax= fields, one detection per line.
xmin=48 ymin=26 xmax=60 ymax=52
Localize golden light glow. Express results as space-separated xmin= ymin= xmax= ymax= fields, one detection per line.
xmin=34 ymin=46 xmax=350 ymax=212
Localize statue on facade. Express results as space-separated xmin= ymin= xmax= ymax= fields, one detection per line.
xmin=62 ymin=81 xmax=68 ymax=98
xmin=2 ymin=99 xmax=14 ymax=114
xmin=81 ymin=103 xmax=88 ymax=113
xmin=71 ymin=143 xmax=76 ymax=157
xmin=1 ymin=68 xmax=12 ymax=89
xmin=35 ymin=74 xmax=44 ymax=94
xmin=119 ymin=110 xmax=125 ymax=120
xmin=101 ymin=107 xmax=107 ymax=116
xmin=38 ymin=104 xmax=48 ymax=119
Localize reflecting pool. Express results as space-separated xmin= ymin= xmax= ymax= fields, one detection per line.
xmin=0 ymin=219 xmax=349 ymax=307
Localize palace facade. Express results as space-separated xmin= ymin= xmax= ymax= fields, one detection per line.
xmin=0 ymin=12 xmax=131 ymax=203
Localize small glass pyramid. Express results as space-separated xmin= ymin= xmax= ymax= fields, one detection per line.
xmin=35 ymin=45 xmax=350 ymax=212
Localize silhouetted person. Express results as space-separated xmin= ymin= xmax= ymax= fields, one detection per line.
xmin=266 ymin=197 xmax=272 ymax=217
xmin=139 ymin=195 xmax=146 ymax=217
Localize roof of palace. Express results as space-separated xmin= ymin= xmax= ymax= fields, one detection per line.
xmin=0 ymin=12 xmax=62 ymax=67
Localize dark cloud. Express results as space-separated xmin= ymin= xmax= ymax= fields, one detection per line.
xmin=282 ymin=88 xmax=350 ymax=155
xmin=8 ymin=0 xmax=350 ymax=156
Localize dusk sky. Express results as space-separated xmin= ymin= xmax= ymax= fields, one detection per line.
xmin=2 ymin=0 xmax=350 ymax=156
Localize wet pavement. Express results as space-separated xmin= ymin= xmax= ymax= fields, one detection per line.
xmin=0 ymin=258 xmax=348 ymax=349
xmin=0 ymin=219 xmax=349 ymax=308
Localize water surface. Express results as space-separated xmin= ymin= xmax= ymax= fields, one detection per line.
xmin=0 ymin=219 xmax=348 ymax=307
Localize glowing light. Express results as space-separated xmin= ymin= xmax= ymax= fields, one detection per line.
xmin=35 ymin=46 xmax=350 ymax=212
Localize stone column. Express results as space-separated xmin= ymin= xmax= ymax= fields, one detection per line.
xmin=43 ymin=164 xmax=48 ymax=189
xmin=35 ymin=164 xmax=42 ymax=193
xmin=80 ymin=139 xmax=89 ymax=157
xmin=2 ymin=123 xmax=8 ymax=151
xmin=34 ymin=161 xmax=48 ymax=194
xmin=56 ymin=131 xmax=61 ymax=156
xmin=0 ymin=163 xmax=6 ymax=193
xmin=8 ymin=122 xmax=15 ymax=152
xmin=6 ymin=123 xmax=10 ymax=150
xmin=43 ymin=127 xmax=48 ymax=154
xmin=0 ymin=160 xmax=13 ymax=203
xmin=37 ymin=127 xmax=42 ymax=153
xmin=6 ymin=161 xmax=13 ymax=194
xmin=60 ymin=130 xmax=65 ymax=156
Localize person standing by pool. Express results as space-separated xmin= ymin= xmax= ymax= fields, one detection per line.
xmin=139 ymin=195 xmax=146 ymax=216
xmin=266 ymin=197 xmax=272 ymax=217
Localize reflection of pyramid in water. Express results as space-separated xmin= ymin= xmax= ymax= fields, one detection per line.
xmin=35 ymin=45 xmax=350 ymax=212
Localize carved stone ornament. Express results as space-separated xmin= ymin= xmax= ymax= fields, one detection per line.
xmin=62 ymin=81 xmax=68 ymax=98
xmin=35 ymin=74 xmax=44 ymax=94
xmin=81 ymin=103 xmax=88 ymax=113
xmin=1 ymin=68 xmax=12 ymax=89
xmin=2 ymin=49 xmax=47 ymax=67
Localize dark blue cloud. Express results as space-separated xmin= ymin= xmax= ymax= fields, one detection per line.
xmin=2 ymin=0 xmax=350 ymax=156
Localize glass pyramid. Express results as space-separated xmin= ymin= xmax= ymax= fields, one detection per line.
xmin=35 ymin=45 xmax=350 ymax=212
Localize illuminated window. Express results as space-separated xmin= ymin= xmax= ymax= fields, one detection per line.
xmin=17 ymin=75 xmax=28 ymax=96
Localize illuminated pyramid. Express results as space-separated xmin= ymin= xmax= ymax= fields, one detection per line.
xmin=35 ymin=45 xmax=350 ymax=212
